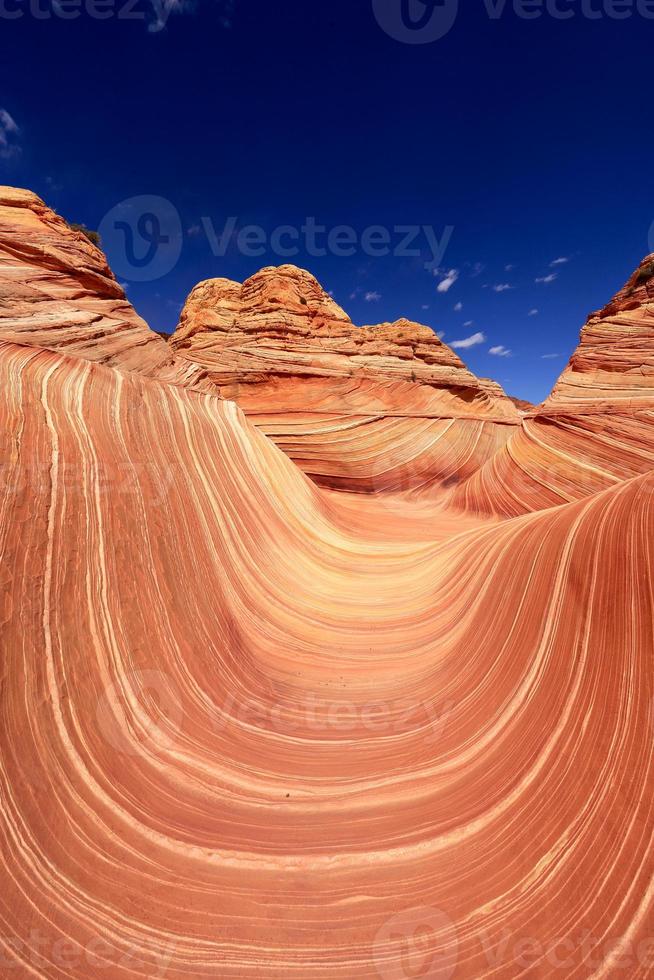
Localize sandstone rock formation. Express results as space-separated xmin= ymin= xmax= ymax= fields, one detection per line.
xmin=0 ymin=186 xmax=209 ymax=390
xmin=170 ymin=265 xmax=521 ymax=490
xmin=1 ymin=187 xmax=654 ymax=978
xmin=454 ymin=255 xmax=654 ymax=515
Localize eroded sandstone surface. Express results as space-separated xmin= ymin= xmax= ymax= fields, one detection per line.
xmin=454 ymin=254 xmax=654 ymax=515
xmin=169 ymin=265 xmax=521 ymax=490
xmin=1 ymin=187 xmax=653 ymax=978
xmin=0 ymin=186 xmax=210 ymax=389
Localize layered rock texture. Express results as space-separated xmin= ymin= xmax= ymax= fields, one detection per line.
xmin=454 ymin=254 xmax=654 ymax=515
xmin=0 ymin=186 xmax=209 ymax=389
xmin=169 ymin=266 xmax=521 ymax=490
xmin=1 ymin=187 xmax=654 ymax=978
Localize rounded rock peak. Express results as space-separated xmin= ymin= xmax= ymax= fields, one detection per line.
xmin=241 ymin=264 xmax=350 ymax=320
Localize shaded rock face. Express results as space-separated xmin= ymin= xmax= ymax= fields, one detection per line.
xmin=171 ymin=265 xmax=520 ymax=490
xmin=2 ymin=186 xmax=654 ymax=978
xmin=0 ymin=186 xmax=209 ymax=390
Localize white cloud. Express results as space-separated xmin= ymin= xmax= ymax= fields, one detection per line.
xmin=505 ymin=264 xmax=515 ymax=272
xmin=436 ymin=269 xmax=459 ymax=293
xmin=489 ymin=345 xmax=512 ymax=357
xmin=421 ymin=304 xmax=430 ymax=310
xmin=364 ymin=291 xmax=381 ymax=302
xmin=0 ymin=108 xmax=19 ymax=160
xmin=436 ymin=330 xmax=445 ymax=339
xmin=0 ymin=109 xmax=18 ymax=134
xmin=528 ymin=308 xmax=539 ymax=316
xmin=454 ymin=301 xmax=463 ymax=311
xmin=536 ymin=273 xmax=557 ymax=284
xmin=493 ymin=283 xmax=513 ymax=293
xmin=463 ymin=320 xmax=474 ymax=327
xmin=450 ymin=331 xmax=486 ymax=350
xmin=542 ymin=353 xmax=561 ymax=359
xmin=550 ymin=257 xmax=569 ymax=266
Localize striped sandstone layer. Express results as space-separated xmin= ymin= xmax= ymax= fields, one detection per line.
xmin=1 ymin=187 xmax=654 ymax=977
xmin=0 ymin=186 xmax=210 ymax=390
xmin=453 ymin=255 xmax=654 ymax=515
xmin=170 ymin=267 xmax=521 ymax=491
xmin=1 ymin=339 xmax=653 ymax=978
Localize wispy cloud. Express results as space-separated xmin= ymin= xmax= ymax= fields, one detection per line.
xmin=436 ymin=269 xmax=459 ymax=293
xmin=364 ymin=291 xmax=381 ymax=302
xmin=505 ymin=264 xmax=515 ymax=272
xmin=550 ymin=256 xmax=569 ymax=266
xmin=454 ymin=301 xmax=463 ymax=311
xmin=528 ymin=308 xmax=539 ymax=316
xmin=149 ymin=0 xmax=235 ymax=33
xmin=436 ymin=330 xmax=445 ymax=339
xmin=493 ymin=283 xmax=513 ymax=293
xmin=542 ymin=353 xmax=561 ymax=359
xmin=536 ymin=273 xmax=557 ymax=284
xmin=489 ymin=345 xmax=512 ymax=357
xmin=421 ymin=304 xmax=430 ymax=310
xmin=0 ymin=108 xmax=20 ymax=160
xmin=450 ymin=331 xmax=485 ymax=350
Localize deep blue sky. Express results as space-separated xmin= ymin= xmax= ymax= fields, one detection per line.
xmin=1 ymin=0 xmax=653 ymax=402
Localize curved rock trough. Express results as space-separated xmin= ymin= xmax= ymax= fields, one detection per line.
xmin=1 ymin=187 xmax=653 ymax=978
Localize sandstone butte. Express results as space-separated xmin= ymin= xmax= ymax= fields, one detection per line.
xmin=169 ymin=266 xmax=523 ymax=491
xmin=0 ymin=186 xmax=653 ymax=979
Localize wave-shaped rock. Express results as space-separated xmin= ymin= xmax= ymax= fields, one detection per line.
xmin=1 ymin=187 xmax=653 ymax=978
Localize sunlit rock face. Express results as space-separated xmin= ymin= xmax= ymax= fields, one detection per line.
xmin=1 ymin=188 xmax=654 ymax=979
xmin=170 ymin=264 xmax=521 ymax=491
xmin=0 ymin=186 xmax=210 ymax=389
xmin=453 ymin=256 xmax=654 ymax=515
